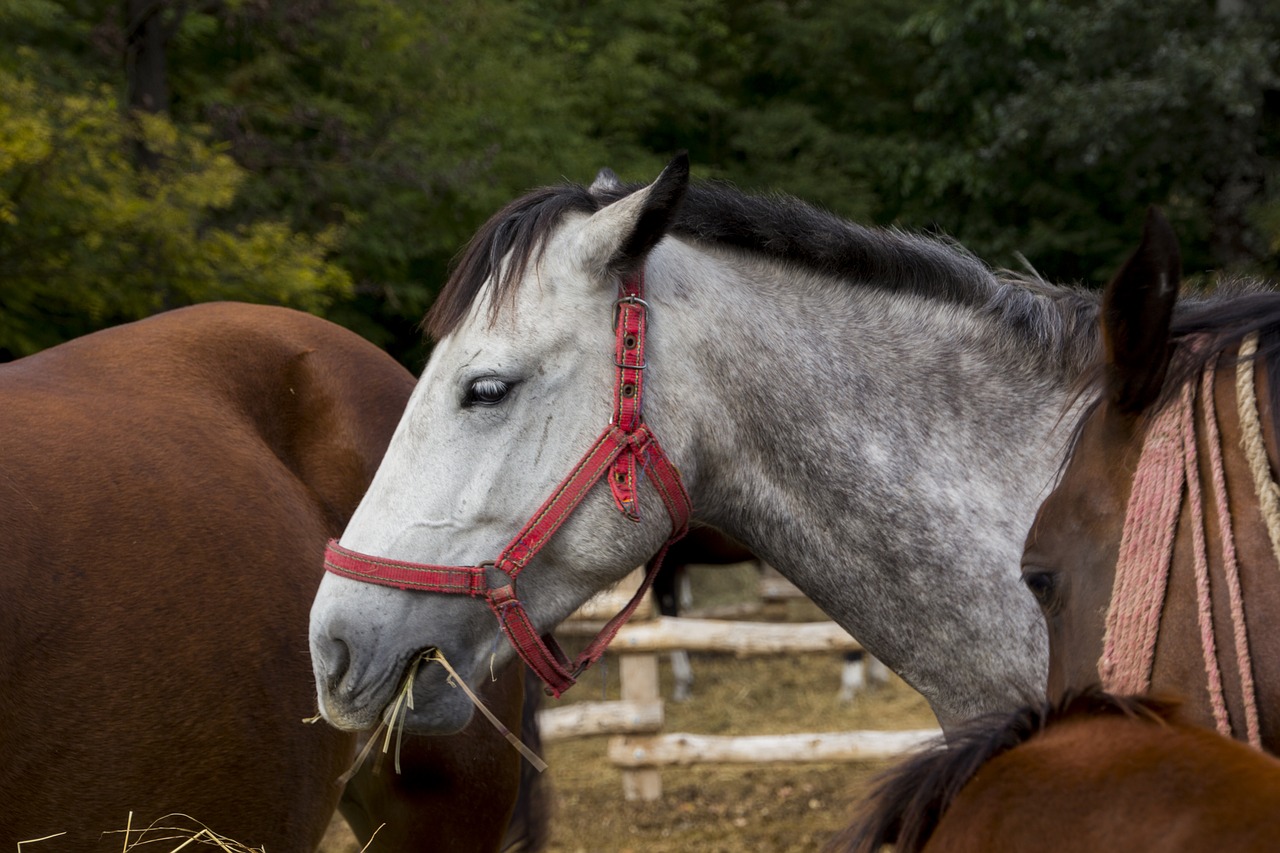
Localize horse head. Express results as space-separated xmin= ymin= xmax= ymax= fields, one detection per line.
xmin=310 ymin=156 xmax=698 ymax=734
xmin=1021 ymin=208 xmax=1183 ymax=699
xmin=1022 ymin=208 xmax=1280 ymax=749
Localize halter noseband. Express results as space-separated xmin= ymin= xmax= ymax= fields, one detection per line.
xmin=323 ymin=270 xmax=692 ymax=697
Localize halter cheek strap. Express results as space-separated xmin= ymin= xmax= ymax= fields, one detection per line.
xmin=323 ymin=270 xmax=692 ymax=697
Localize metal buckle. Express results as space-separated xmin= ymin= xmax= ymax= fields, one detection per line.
xmin=612 ymin=295 xmax=648 ymax=328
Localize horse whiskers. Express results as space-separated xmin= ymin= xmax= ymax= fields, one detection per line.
xmin=334 ymin=649 xmax=547 ymax=786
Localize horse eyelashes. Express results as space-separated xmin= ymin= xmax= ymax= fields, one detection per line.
xmin=465 ymin=377 xmax=513 ymax=407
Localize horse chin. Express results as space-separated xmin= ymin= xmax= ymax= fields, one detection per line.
xmin=400 ymin=695 xmax=476 ymax=736
xmin=316 ymin=648 xmax=478 ymax=735
xmin=398 ymin=660 xmax=480 ymax=735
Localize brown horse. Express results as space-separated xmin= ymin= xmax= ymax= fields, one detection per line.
xmin=830 ymin=687 xmax=1280 ymax=853
xmin=1021 ymin=209 xmax=1280 ymax=751
xmin=0 ymin=303 xmax=535 ymax=851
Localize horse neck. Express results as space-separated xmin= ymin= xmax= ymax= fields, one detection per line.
xmin=646 ymin=240 xmax=1098 ymax=723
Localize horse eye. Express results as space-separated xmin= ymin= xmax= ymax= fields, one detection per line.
xmin=465 ymin=377 xmax=511 ymax=407
xmin=1022 ymin=570 xmax=1060 ymax=613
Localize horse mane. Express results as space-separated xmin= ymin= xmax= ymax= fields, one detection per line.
xmin=1064 ymin=286 xmax=1280 ymax=467
xmin=1165 ymin=289 xmax=1280 ymax=419
xmin=827 ymin=687 xmax=1179 ymax=853
xmin=423 ymin=177 xmax=1099 ymax=373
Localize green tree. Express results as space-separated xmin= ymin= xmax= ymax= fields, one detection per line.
xmin=0 ymin=2 xmax=350 ymax=359
xmin=160 ymin=0 xmax=620 ymax=364
xmin=0 ymin=59 xmax=349 ymax=358
xmin=890 ymin=0 xmax=1280 ymax=282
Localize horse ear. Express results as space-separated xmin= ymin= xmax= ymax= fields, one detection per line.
xmin=1101 ymin=207 xmax=1181 ymax=414
xmin=575 ymin=153 xmax=690 ymax=279
xmin=589 ymin=167 xmax=623 ymax=195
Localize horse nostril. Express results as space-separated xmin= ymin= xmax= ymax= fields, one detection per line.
xmin=321 ymin=634 xmax=352 ymax=693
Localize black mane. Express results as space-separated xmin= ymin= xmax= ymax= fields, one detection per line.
xmin=425 ymin=176 xmax=1097 ymax=361
xmin=827 ymin=688 xmax=1179 ymax=853
xmin=1166 ymin=293 xmax=1280 ymax=415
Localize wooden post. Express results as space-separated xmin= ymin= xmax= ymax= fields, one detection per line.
xmin=605 ymin=567 xmax=663 ymax=801
xmin=616 ymin=652 xmax=663 ymax=801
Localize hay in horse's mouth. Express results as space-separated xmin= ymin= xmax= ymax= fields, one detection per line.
xmin=332 ymin=647 xmax=547 ymax=785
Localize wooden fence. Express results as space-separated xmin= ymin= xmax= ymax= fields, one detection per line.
xmin=536 ymin=567 xmax=940 ymax=801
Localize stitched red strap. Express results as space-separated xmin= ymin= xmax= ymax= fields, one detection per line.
xmin=497 ymin=426 xmax=635 ymax=578
xmin=610 ymin=271 xmax=649 ymax=519
xmin=487 ymin=583 xmax=579 ymax=693
xmin=321 ymin=269 xmax=693 ymax=697
xmin=325 ymin=541 xmax=486 ymax=594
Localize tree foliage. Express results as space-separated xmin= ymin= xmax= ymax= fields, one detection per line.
xmin=2 ymin=0 xmax=1277 ymax=363
xmin=0 ymin=62 xmax=349 ymax=357
xmin=897 ymin=0 xmax=1280 ymax=281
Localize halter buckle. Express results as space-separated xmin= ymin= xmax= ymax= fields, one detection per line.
xmin=612 ymin=295 xmax=648 ymax=328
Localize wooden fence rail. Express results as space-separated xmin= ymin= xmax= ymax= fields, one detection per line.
xmin=537 ymin=568 xmax=940 ymax=801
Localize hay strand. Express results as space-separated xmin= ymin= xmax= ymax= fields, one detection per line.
xmin=17 ymin=832 xmax=67 ymax=851
xmin=333 ymin=648 xmax=547 ymax=784
xmin=427 ymin=649 xmax=548 ymax=772
xmin=103 ymin=814 xmax=265 ymax=853
xmin=356 ymin=824 xmax=385 ymax=853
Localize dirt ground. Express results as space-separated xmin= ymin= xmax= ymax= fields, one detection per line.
xmin=539 ymin=654 xmax=937 ymax=853
xmin=324 ymin=564 xmax=940 ymax=852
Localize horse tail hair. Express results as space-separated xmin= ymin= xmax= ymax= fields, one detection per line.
xmin=500 ymin=666 xmax=553 ymax=853
xmin=826 ymin=687 xmax=1177 ymax=853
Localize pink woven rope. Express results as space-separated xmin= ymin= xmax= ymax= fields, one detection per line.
xmin=1202 ymin=360 xmax=1263 ymax=748
xmin=1099 ymin=355 xmax=1262 ymax=748
xmin=1099 ymin=388 xmax=1186 ymax=694
xmin=1182 ymin=370 xmax=1230 ymax=738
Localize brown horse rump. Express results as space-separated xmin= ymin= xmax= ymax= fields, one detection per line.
xmin=0 ymin=304 xmax=528 ymax=851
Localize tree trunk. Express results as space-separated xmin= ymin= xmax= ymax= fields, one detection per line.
xmin=125 ymin=0 xmax=176 ymax=171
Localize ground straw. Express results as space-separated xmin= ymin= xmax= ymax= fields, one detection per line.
xmin=103 ymin=813 xmax=264 ymax=853
xmin=17 ymin=832 xmax=67 ymax=851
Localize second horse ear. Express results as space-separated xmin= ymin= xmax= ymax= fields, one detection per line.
xmin=573 ymin=153 xmax=690 ymax=280
xmin=1101 ymin=207 xmax=1182 ymax=415
xmin=589 ymin=167 xmax=624 ymax=195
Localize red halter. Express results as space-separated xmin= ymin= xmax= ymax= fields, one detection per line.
xmin=323 ymin=270 xmax=692 ymax=697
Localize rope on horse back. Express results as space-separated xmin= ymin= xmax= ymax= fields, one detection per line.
xmin=1237 ymin=334 xmax=1280 ymax=570
xmin=1100 ymin=344 xmax=1262 ymax=749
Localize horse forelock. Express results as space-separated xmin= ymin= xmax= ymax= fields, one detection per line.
xmin=827 ymin=688 xmax=1179 ymax=853
xmin=425 ymin=185 xmax=601 ymax=341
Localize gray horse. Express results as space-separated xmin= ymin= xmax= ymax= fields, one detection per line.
xmin=309 ymin=155 xmax=1099 ymax=733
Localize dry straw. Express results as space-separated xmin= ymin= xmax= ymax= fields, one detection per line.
xmin=332 ymin=647 xmax=547 ymax=786
xmin=17 ymin=832 xmax=67 ymax=851
xmin=103 ymin=812 xmax=264 ymax=853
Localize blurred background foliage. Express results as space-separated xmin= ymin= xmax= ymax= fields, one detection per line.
xmin=2 ymin=0 xmax=1277 ymax=366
